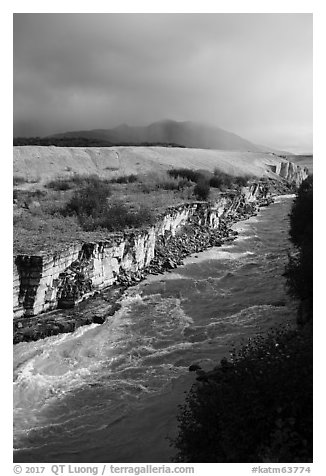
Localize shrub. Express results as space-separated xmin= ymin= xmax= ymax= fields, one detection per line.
xmin=168 ymin=167 xmax=251 ymax=191
xmin=285 ymin=248 xmax=313 ymax=317
xmin=158 ymin=180 xmax=180 ymax=191
xmin=172 ymin=325 xmax=312 ymax=463
xmin=46 ymin=174 xmax=110 ymax=191
xmin=234 ymin=175 xmax=252 ymax=187
xmin=194 ymin=179 xmax=210 ymax=200
xmin=209 ymin=175 xmax=223 ymax=189
xmin=210 ymin=169 xmax=233 ymax=189
xmin=111 ymin=174 xmax=138 ymax=184
xmin=139 ymin=183 xmax=152 ymax=194
xmin=78 ymin=201 xmax=155 ymax=232
xmin=46 ymin=178 xmax=73 ymax=190
xmin=13 ymin=176 xmax=26 ymax=186
xmin=138 ymin=174 xmax=181 ymax=192
xmin=288 ymin=176 xmax=313 ymax=248
xmin=64 ymin=177 xmax=112 ymax=218
xmin=63 ymin=177 xmax=155 ymax=232
xmin=27 ymin=177 xmax=40 ymax=184
xmin=177 ymin=178 xmax=193 ymax=189
xmin=284 ymin=176 xmax=313 ymax=323
xmin=168 ymin=168 xmax=203 ymax=183
xmin=13 ymin=188 xmax=46 ymax=205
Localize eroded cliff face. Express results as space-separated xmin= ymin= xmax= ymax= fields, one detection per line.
xmin=278 ymin=161 xmax=308 ymax=186
xmin=13 ymin=202 xmax=222 ymax=319
xmin=12 ymin=170 xmax=303 ymax=321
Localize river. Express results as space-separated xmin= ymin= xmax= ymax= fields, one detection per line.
xmin=13 ymin=195 xmax=297 ymax=463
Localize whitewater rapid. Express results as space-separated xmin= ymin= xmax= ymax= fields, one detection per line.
xmin=13 ymin=195 xmax=297 ymax=462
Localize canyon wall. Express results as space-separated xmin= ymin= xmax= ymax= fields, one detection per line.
xmin=13 ymin=166 xmax=306 ymax=321
xmin=269 ymin=161 xmax=309 ymax=186
xmin=13 ymin=201 xmax=224 ymax=319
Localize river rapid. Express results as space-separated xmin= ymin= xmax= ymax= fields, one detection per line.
xmin=13 ymin=195 xmax=297 ymax=463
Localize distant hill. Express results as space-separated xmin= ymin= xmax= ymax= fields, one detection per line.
xmin=13 ymin=136 xmax=185 ymax=148
xmin=45 ymin=120 xmax=266 ymax=152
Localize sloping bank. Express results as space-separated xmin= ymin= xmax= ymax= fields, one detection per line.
xmin=12 ymin=180 xmax=292 ymax=344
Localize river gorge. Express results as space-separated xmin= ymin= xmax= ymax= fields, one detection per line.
xmin=13 ymin=194 xmax=298 ymax=462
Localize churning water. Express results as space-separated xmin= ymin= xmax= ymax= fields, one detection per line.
xmin=13 ymin=195 xmax=297 ymax=463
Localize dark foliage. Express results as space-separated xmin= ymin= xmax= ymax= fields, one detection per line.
xmin=13 ymin=188 xmax=46 ymax=203
xmin=173 ymin=175 xmax=313 ymax=463
xmin=13 ymin=176 xmax=26 ymax=186
xmin=284 ymin=176 xmax=313 ymax=323
xmin=168 ymin=168 xmax=204 ymax=183
xmin=13 ymin=137 xmax=114 ymax=147
xmin=45 ymin=179 xmax=73 ymax=191
xmin=194 ymin=179 xmax=210 ymax=200
xmin=209 ymin=174 xmax=232 ymax=189
xmin=177 ymin=178 xmax=193 ymax=189
xmin=63 ymin=177 xmax=112 ymax=218
xmin=173 ymin=325 xmax=312 ymax=463
xmin=62 ymin=177 xmax=154 ymax=231
xmin=234 ymin=175 xmax=252 ymax=187
xmin=122 ymin=142 xmax=186 ymax=148
xmin=210 ymin=169 xmax=252 ymax=190
xmin=289 ymin=176 xmax=313 ymax=248
xmin=13 ymin=137 xmax=186 ymax=148
xmin=167 ymin=167 xmax=252 ymax=192
xmin=46 ymin=174 xmax=110 ymax=191
xmin=110 ymin=174 xmax=138 ymax=184
xmin=139 ymin=180 xmax=180 ymax=193
xmin=78 ymin=202 xmax=155 ymax=232
xmin=157 ymin=180 xmax=180 ymax=191
xmin=210 ymin=168 xmax=233 ymax=189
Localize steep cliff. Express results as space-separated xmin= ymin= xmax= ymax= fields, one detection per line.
xmin=265 ymin=160 xmax=308 ymax=185
xmin=14 ymin=202 xmax=221 ymax=320
xmin=13 ymin=169 xmax=305 ymax=328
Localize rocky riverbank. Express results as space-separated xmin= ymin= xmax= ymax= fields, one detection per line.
xmin=13 ymin=191 xmax=272 ymax=344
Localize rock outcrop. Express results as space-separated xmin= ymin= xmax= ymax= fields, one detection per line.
xmin=12 ymin=175 xmax=304 ymax=343
xmin=14 ymin=202 xmax=220 ymax=320
xmin=277 ymin=161 xmax=308 ymax=186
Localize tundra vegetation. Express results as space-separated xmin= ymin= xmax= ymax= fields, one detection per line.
xmin=172 ymin=176 xmax=313 ymax=463
xmin=13 ymin=168 xmax=253 ymax=254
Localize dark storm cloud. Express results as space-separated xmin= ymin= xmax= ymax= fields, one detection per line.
xmin=13 ymin=13 xmax=312 ymax=151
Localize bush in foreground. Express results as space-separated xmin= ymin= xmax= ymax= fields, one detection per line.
xmin=284 ymin=176 xmax=313 ymax=324
xmin=289 ymin=175 xmax=313 ymax=249
xmin=172 ymin=325 xmax=312 ymax=463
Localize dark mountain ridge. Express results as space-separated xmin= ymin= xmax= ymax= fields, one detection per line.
xmin=47 ymin=120 xmax=265 ymax=152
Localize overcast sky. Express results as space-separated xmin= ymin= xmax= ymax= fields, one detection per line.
xmin=13 ymin=13 xmax=312 ymax=152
